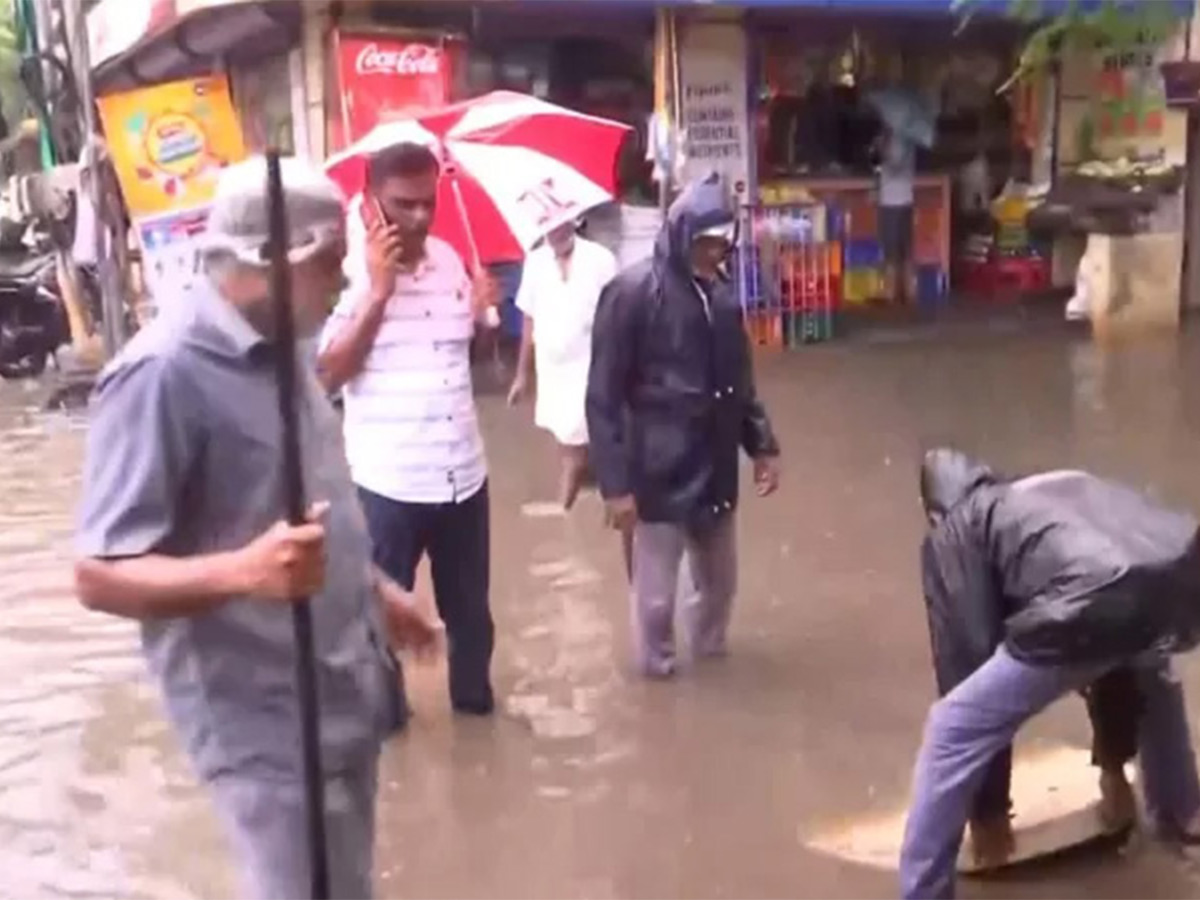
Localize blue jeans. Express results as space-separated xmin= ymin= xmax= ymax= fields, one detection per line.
xmin=900 ymin=646 xmax=1200 ymax=899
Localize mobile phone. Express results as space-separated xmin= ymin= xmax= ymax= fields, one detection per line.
xmin=363 ymin=192 xmax=390 ymax=228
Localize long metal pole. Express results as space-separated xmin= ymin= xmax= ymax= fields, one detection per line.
xmin=264 ymin=150 xmax=331 ymax=900
xmin=63 ymin=0 xmax=126 ymax=357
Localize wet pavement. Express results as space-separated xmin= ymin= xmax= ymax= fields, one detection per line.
xmin=6 ymin=327 xmax=1200 ymax=897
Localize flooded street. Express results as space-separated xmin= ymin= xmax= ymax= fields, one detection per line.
xmin=8 ymin=327 xmax=1200 ymax=898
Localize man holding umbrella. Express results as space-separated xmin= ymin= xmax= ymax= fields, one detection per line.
xmin=316 ymin=98 xmax=633 ymax=706
xmin=74 ymin=157 xmax=441 ymax=899
xmin=319 ymin=142 xmax=499 ymax=717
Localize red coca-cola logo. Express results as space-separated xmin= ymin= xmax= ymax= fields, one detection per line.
xmin=355 ymin=42 xmax=441 ymax=77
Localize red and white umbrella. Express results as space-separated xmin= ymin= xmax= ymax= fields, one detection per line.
xmin=324 ymin=91 xmax=633 ymax=265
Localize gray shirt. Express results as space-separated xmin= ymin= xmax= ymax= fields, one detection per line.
xmin=76 ymin=283 xmax=403 ymax=782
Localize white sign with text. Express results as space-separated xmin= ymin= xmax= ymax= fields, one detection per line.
xmin=679 ymin=21 xmax=750 ymax=196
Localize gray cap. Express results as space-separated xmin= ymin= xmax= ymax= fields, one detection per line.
xmin=201 ymin=156 xmax=346 ymax=267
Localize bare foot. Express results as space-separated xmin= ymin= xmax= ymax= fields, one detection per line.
xmin=968 ymin=816 xmax=1015 ymax=868
xmin=1170 ymin=808 xmax=1200 ymax=844
xmin=1098 ymin=767 xmax=1137 ymax=831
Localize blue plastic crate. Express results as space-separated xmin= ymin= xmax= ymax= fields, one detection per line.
xmin=490 ymin=260 xmax=525 ymax=339
xmin=845 ymin=239 xmax=883 ymax=269
xmin=916 ymin=265 xmax=948 ymax=311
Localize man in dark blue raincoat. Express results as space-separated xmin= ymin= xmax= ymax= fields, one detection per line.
xmin=902 ymin=448 xmax=1200 ymax=898
xmin=586 ymin=173 xmax=780 ymax=678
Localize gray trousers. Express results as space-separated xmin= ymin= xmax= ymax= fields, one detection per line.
xmin=900 ymin=646 xmax=1200 ymax=899
xmin=630 ymin=515 xmax=737 ymax=677
xmin=206 ymin=754 xmax=379 ymax=900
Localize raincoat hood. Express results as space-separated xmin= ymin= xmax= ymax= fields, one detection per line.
xmin=920 ymin=447 xmax=997 ymax=519
xmin=654 ymin=172 xmax=737 ymax=277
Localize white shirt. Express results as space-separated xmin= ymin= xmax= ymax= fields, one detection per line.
xmin=879 ymin=134 xmax=916 ymax=208
xmin=516 ymin=237 xmax=616 ymax=446
xmin=323 ymin=217 xmax=486 ymax=505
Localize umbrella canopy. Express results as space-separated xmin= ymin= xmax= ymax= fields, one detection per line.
xmin=325 ymin=91 xmax=633 ymax=265
xmin=867 ymin=87 xmax=937 ymax=149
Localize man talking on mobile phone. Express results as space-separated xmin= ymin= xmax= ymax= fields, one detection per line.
xmin=319 ymin=142 xmax=499 ymax=717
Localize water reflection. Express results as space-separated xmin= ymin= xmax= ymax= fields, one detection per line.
xmin=5 ymin=327 xmax=1200 ymax=898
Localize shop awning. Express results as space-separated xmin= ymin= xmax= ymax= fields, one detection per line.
xmin=610 ymin=0 xmax=1194 ymax=12
xmin=88 ymin=0 xmax=300 ymax=92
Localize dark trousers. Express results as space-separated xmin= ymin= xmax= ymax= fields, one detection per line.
xmin=358 ymin=483 xmax=494 ymax=714
xmin=1086 ymin=665 xmax=1144 ymax=768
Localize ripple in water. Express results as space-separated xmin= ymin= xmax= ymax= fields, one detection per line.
xmin=0 ymin=384 xmax=227 ymax=899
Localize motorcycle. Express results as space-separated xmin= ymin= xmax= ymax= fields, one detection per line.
xmin=0 ymin=242 xmax=68 ymax=379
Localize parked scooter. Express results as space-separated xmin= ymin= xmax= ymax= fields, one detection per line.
xmin=0 ymin=227 xmax=68 ymax=379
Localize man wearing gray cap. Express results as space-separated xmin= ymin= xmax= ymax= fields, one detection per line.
xmin=73 ymin=156 xmax=440 ymax=898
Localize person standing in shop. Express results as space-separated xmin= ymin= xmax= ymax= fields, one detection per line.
xmin=318 ymin=142 xmax=498 ymax=717
xmin=587 ymin=173 xmax=781 ymax=678
xmin=508 ymin=219 xmax=617 ymax=511
xmin=877 ymin=123 xmax=917 ymax=305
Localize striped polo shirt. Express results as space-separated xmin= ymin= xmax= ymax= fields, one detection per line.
xmin=323 ymin=229 xmax=487 ymax=505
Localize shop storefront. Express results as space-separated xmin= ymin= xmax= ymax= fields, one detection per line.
xmin=667 ymin=3 xmax=1036 ymax=345
xmin=85 ymin=0 xmax=1198 ymax=340
xmin=665 ymin=0 xmax=1196 ymax=344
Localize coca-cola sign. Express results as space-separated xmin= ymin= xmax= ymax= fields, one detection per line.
xmin=355 ymin=42 xmax=442 ymax=77
xmin=334 ymin=33 xmax=452 ymax=147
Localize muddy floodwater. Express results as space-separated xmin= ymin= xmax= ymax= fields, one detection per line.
xmin=7 ymin=326 xmax=1200 ymax=898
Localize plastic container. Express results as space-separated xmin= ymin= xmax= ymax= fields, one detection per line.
xmin=844 ymin=204 xmax=878 ymax=240
xmin=745 ymin=311 xmax=783 ymax=347
xmin=845 ymin=239 xmax=883 ymax=269
xmin=916 ymin=265 xmax=948 ymax=311
xmin=989 ymin=256 xmax=1050 ymax=299
xmin=843 ymin=267 xmax=883 ymax=304
xmin=914 ymin=231 xmax=943 ymax=267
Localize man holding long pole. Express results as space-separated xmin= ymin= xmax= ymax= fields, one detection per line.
xmin=73 ymin=157 xmax=440 ymax=899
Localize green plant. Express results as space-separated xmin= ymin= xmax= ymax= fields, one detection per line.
xmin=0 ymin=0 xmax=28 ymax=126
xmin=954 ymin=0 xmax=1187 ymax=92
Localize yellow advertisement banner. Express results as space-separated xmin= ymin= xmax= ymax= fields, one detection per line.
xmin=99 ymin=74 xmax=247 ymax=219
